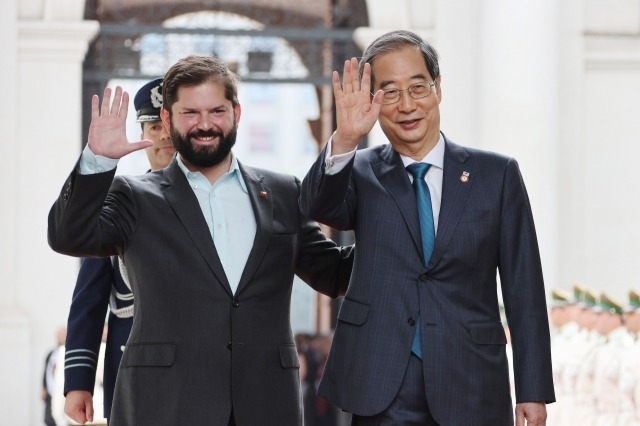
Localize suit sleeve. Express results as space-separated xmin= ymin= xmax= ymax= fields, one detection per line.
xmin=64 ymin=257 xmax=113 ymax=395
xmin=295 ymin=174 xmax=354 ymax=299
xmin=48 ymin=161 xmax=135 ymax=258
xmin=299 ymin=145 xmax=357 ymax=231
xmin=497 ymin=158 xmax=555 ymax=404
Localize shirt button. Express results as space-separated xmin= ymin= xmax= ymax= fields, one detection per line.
xmin=120 ymin=345 xmax=125 ymax=352
xmin=232 ymin=299 xmax=240 ymax=308
xmin=408 ymin=318 xmax=416 ymax=326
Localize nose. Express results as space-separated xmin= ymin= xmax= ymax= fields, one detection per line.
xmin=397 ymin=91 xmax=417 ymax=112
xmin=160 ymin=125 xmax=170 ymax=140
xmin=197 ymin=113 xmax=214 ymax=131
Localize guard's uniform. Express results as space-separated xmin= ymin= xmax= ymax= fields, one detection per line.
xmin=64 ymin=257 xmax=133 ymax=419
xmin=62 ymin=78 xmax=163 ymax=421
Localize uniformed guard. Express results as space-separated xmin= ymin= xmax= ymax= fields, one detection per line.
xmin=619 ymin=289 xmax=640 ymax=425
xmin=591 ymin=293 xmax=632 ymax=426
xmin=62 ymin=77 xmax=174 ymax=424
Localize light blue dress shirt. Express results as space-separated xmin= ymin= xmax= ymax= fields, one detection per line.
xmin=79 ymin=146 xmax=256 ymax=294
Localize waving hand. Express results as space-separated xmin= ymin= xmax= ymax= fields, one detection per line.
xmin=332 ymin=58 xmax=384 ymax=154
xmin=88 ymin=86 xmax=153 ymax=159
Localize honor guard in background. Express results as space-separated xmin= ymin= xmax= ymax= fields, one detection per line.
xmin=591 ymin=293 xmax=632 ymax=426
xmin=556 ymin=286 xmax=597 ymax=425
xmin=619 ymin=290 xmax=640 ymax=425
xmin=546 ymin=288 xmax=576 ymax=426
xmin=62 ymin=78 xmax=175 ymax=424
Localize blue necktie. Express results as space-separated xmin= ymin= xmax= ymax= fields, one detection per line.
xmin=406 ymin=162 xmax=435 ymax=359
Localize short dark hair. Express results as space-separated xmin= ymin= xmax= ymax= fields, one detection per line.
xmin=359 ymin=30 xmax=440 ymax=87
xmin=162 ymin=55 xmax=239 ymax=114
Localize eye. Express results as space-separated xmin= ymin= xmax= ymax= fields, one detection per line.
xmin=410 ymin=83 xmax=428 ymax=94
xmin=383 ymin=89 xmax=399 ymax=99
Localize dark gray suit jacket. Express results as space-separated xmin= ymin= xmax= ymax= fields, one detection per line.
xmin=48 ymin=158 xmax=354 ymax=426
xmin=299 ymin=136 xmax=555 ymax=426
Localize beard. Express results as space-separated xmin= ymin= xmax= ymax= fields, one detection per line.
xmin=171 ymin=121 xmax=237 ymax=168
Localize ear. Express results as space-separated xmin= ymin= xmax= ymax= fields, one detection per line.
xmin=234 ymin=103 xmax=241 ymax=126
xmin=160 ymin=107 xmax=171 ymax=133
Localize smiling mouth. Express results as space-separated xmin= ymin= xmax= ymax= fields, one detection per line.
xmin=399 ymin=119 xmax=420 ymax=127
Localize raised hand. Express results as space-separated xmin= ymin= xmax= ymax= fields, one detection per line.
xmin=332 ymin=58 xmax=383 ymax=154
xmin=88 ymin=86 xmax=153 ymax=159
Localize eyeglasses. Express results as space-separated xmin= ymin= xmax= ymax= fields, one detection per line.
xmin=376 ymin=82 xmax=436 ymax=105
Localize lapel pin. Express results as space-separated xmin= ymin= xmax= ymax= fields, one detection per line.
xmin=460 ymin=171 xmax=470 ymax=183
xmin=259 ymin=191 xmax=268 ymax=198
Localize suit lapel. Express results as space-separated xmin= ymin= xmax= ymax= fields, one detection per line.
xmin=235 ymin=164 xmax=272 ymax=296
xmin=429 ymin=138 xmax=473 ymax=269
xmin=160 ymin=161 xmax=233 ymax=296
xmin=372 ymin=144 xmax=424 ymax=259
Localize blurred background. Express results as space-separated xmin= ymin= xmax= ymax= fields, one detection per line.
xmin=1 ymin=0 xmax=639 ymax=424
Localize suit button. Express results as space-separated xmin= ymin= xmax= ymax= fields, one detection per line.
xmin=420 ymin=274 xmax=428 ymax=282
xmin=232 ymin=299 xmax=239 ymax=308
xmin=408 ymin=318 xmax=416 ymax=326
xmin=227 ymin=341 xmax=232 ymax=350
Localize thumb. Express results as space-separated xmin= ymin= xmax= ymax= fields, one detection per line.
xmin=123 ymin=139 xmax=154 ymax=155
xmin=85 ymin=399 xmax=95 ymax=423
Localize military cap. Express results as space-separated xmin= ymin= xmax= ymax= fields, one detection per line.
xmin=573 ymin=284 xmax=586 ymax=304
xmin=623 ymin=289 xmax=640 ymax=313
xmin=550 ymin=288 xmax=572 ymax=308
xmin=593 ymin=293 xmax=623 ymax=315
xmin=134 ymin=78 xmax=163 ymax=123
xmin=580 ymin=288 xmax=597 ymax=308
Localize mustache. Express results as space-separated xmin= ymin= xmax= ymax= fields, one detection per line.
xmin=188 ymin=129 xmax=224 ymax=139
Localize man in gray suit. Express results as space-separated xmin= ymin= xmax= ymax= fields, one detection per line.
xmin=300 ymin=30 xmax=555 ymax=425
xmin=48 ymin=55 xmax=353 ymax=425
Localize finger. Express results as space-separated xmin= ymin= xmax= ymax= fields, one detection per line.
xmin=100 ymin=87 xmax=112 ymax=117
xmin=68 ymin=408 xmax=87 ymax=424
xmin=360 ymin=62 xmax=370 ymax=95
xmin=515 ymin=412 xmax=524 ymax=426
xmin=110 ymin=86 xmax=123 ymax=115
xmin=85 ymin=399 xmax=94 ymax=423
xmin=120 ymin=91 xmax=130 ymax=120
xmin=371 ymin=89 xmax=384 ymax=106
xmin=348 ymin=57 xmax=360 ymax=92
xmin=124 ymin=139 xmax=154 ymax=155
xmin=342 ymin=59 xmax=352 ymax=92
xmin=91 ymin=94 xmax=100 ymax=120
xmin=332 ymin=71 xmax=343 ymax=99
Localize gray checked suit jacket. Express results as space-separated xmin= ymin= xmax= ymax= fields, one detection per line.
xmin=48 ymin=158 xmax=354 ymax=426
xmin=299 ymin=135 xmax=555 ymax=426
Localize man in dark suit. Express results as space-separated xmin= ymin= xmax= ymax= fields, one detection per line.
xmin=62 ymin=78 xmax=175 ymax=425
xmin=300 ymin=30 xmax=555 ymax=425
xmin=48 ymin=55 xmax=353 ymax=425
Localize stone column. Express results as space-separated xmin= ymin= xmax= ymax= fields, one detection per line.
xmin=476 ymin=0 xmax=560 ymax=291
xmin=0 ymin=0 xmax=98 ymax=421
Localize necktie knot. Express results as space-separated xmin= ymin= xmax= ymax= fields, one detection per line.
xmin=406 ymin=162 xmax=431 ymax=180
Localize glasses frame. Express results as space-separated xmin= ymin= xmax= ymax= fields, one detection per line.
xmin=374 ymin=81 xmax=437 ymax=105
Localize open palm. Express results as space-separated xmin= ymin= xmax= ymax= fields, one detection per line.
xmin=88 ymin=86 xmax=152 ymax=159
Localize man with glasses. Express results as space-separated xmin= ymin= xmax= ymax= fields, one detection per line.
xmin=300 ymin=30 xmax=555 ymax=425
